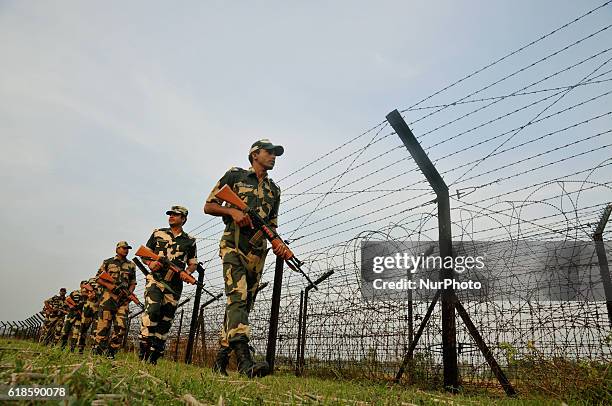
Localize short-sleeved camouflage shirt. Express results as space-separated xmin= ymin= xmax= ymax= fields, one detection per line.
xmin=206 ymin=167 xmax=280 ymax=255
xmin=44 ymin=295 xmax=66 ymax=314
xmin=146 ymin=227 xmax=198 ymax=291
xmin=96 ymin=256 xmax=137 ymax=291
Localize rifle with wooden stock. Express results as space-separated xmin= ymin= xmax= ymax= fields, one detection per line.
xmin=65 ymin=296 xmax=82 ymax=315
xmin=82 ymin=282 xmax=97 ymax=300
xmin=96 ymin=271 xmax=144 ymax=310
xmin=134 ymin=245 xmax=199 ymax=283
xmin=214 ymin=184 xmax=317 ymax=290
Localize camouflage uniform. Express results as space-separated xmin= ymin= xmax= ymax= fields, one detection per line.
xmin=77 ymin=278 xmax=100 ymax=353
xmin=60 ymin=288 xmax=84 ymax=351
xmin=92 ymin=255 xmax=136 ymax=354
xmin=139 ymin=225 xmax=197 ymax=358
xmin=39 ymin=294 xmax=66 ymax=344
xmin=206 ymin=166 xmax=280 ymax=347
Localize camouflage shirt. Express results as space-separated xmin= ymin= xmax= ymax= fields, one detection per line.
xmin=67 ymin=289 xmax=84 ymax=310
xmin=84 ymin=277 xmax=100 ymax=302
xmin=95 ymin=256 xmax=137 ymax=291
xmin=44 ymin=295 xmax=66 ymax=314
xmin=145 ymin=228 xmax=198 ymax=292
xmin=206 ymin=167 xmax=280 ymax=255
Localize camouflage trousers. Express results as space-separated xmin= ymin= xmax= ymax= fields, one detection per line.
xmin=52 ymin=315 xmax=65 ymax=344
xmin=139 ymin=276 xmax=180 ymax=352
xmin=219 ymin=248 xmax=266 ymax=348
xmin=78 ymin=298 xmax=99 ymax=351
xmin=60 ymin=310 xmax=82 ymax=348
xmin=39 ymin=314 xmax=61 ymax=343
xmin=93 ymin=291 xmax=129 ymax=351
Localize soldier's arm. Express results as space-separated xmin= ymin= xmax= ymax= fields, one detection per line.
xmin=185 ymin=240 xmax=198 ymax=275
xmin=204 ymin=171 xmax=253 ymax=228
xmin=128 ymin=266 xmax=137 ymax=293
xmin=269 ymin=186 xmax=289 ymax=258
xmin=269 ymin=185 xmax=281 ymax=229
xmin=95 ymin=260 xmax=106 ymax=278
xmin=143 ymin=232 xmax=161 ymax=270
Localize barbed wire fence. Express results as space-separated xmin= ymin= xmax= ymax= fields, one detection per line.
xmin=128 ymin=0 xmax=612 ymax=389
xmin=3 ymin=0 xmax=611 ymax=396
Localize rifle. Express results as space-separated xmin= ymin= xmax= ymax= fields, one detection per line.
xmin=43 ymin=302 xmax=53 ymax=315
xmin=134 ymin=246 xmax=216 ymax=297
xmin=82 ymin=282 xmax=97 ymax=300
xmin=97 ymin=271 xmax=144 ymax=310
xmin=65 ymin=296 xmax=78 ymax=309
xmin=214 ymin=184 xmax=317 ymax=290
xmin=43 ymin=302 xmax=66 ymax=317
xmin=65 ymin=296 xmax=83 ymax=318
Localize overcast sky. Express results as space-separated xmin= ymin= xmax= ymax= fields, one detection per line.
xmin=1 ymin=1 xmax=610 ymax=321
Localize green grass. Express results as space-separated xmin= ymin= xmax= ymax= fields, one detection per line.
xmin=0 ymin=338 xmax=605 ymax=405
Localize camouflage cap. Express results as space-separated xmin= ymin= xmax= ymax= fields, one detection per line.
xmin=116 ymin=241 xmax=132 ymax=249
xmin=166 ymin=205 xmax=188 ymax=217
xmin=249 ymin=139 xmax=284 ymax=156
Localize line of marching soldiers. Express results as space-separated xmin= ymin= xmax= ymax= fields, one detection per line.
xmin=37 ymin=204 xmax=198 ymax=365
xmin=38 ymin=241 xmax=138 ymax=358
xmin=36 ymin=139 xmax=288 ymax=378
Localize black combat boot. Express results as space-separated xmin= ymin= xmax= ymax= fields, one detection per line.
xmin=148 ymin=350 xmax=163 ymax=365
xmin=60 ymin=336 xmax=68 ymax=350
xmin=92 ymin=346 xmax=105 ymax=356
xmin=69 ymin=343 xmax=76 ymax=353
xmin=106 ymin=348 xmax=117 ymax=360
xmin=138 ymin=340 xmax=150 ymax=362
xmin=233 ymin=341 xmax=269 ymax=378
xmin=212 ymin=346 xmax=231 ymax=376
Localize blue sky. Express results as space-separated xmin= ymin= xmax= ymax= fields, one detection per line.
xmin=1 ymin=1 xmax=610 ymax=321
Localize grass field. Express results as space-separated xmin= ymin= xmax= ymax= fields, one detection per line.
xmin=0 ymin=338 xmax=605 ymax=405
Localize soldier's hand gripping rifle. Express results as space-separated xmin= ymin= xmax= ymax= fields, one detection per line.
xmin=97 ymin=272 xmax=144 ymax=310
xmin=65 ymin=296 xmax=83 ymax=317
xmin=43 ymin=302 xmax=67 ymax=317
xmin=43 ymin=302 xmax=53 ymax=316
xmin=82 ymin=282 xmax=97 ymax=300
xmin=135 ymin=246 xmax=216 ymax=296
xmin=215 ymin=184 xmax=317 ymax=290
xmin=133 ymin=255 xmax=217 ymax=299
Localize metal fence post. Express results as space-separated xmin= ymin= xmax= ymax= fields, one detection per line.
xmin=387 ymin=109 xmax=458 ymax=391
xmin=296 ymin=270 xmax=334 ymax=376
xmin=593 ymin=204 xmax=612 ymax=328
xmin=185 ymin=264 xmax=205 ymax=364
xmin=387 ymin=109 xmax=515 ymax=396
xmin=266 ymin=255 xmax=284 ymax=373
xmin=295 ymin=290 xmax=304 ymax=376
xmin=175 ymin=309 xmax=184 ymax=361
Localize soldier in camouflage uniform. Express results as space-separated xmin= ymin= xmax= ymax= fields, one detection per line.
xmin=60 ymin=281 xmax=87 ymax=351
xmin=138 ymin=205 xmax=197 ymax=364
xmin=204 ymin=139 xmax=290 ymax=378
xmin=39 ymin=288 xmax=67 ymax=345
xmin=91 ymin=241 xmax=137 ymax=359
xmin=77 ymin=277 xmax=100 ymax=354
